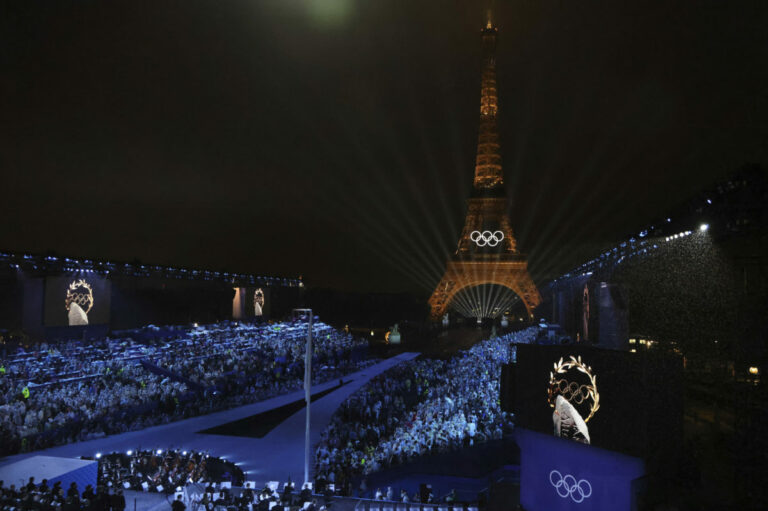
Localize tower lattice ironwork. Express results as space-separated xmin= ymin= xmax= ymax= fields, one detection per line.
xmin=428 ymin=17 xmax=541 ymax=320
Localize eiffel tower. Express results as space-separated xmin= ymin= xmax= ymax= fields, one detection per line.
xmin=428 ymin=16 xmax=541 ymax=321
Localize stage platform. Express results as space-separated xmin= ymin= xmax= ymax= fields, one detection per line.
xmin=358 ymin=435 xmax=520 ymax=504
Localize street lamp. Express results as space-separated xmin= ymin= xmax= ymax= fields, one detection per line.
xmin=293 ymin=308 xmax=313 ymax=485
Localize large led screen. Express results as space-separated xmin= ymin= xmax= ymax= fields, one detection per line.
xmin=44 ymin=276 xmax=111 ymax=326
xmin=511 ymin=344 xmax=682 ymax=458
xmin=244 ymin=287 xmax=270 ymax=318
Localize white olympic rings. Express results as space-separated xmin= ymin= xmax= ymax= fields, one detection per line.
xmin=549 ymin=470 xmax=592 ymax=503
xmin=470 ymin=230 xmax=504 ymax=247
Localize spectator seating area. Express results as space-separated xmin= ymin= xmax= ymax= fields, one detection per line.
xmin=0 ymin=324 xmax=531 ymax=510
xmin=0 ymin=321 xmax=372 ymax=457
xmin=314 ymin=328 xmax=537 ymax=494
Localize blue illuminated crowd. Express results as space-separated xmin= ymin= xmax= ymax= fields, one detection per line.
xmin=314 ymin=327 xmax=536 ymax=494
xmin=0 ymin=321 xmax=371 ymax=456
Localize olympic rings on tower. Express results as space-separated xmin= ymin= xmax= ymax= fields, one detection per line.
xmin=470 ymin=230 xmax=504 ymax=247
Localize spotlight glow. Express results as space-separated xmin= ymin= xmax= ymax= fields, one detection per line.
xmin=699 ymin=223 xmax=709 ymax=232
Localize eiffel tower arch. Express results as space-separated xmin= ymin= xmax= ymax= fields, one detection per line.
xmin=429 ymin=260 xmax=541 ymax=320
xmin=428 ymin=17 xmax=541 ymax=321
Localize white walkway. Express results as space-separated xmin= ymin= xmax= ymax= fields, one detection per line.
xmin=0 ymin=352 xmax=420 ymax=487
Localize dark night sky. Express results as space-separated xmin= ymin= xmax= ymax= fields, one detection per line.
xmin=2 ymin=1 xmax=767 ymax=294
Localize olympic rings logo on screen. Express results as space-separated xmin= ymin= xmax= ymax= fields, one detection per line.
xmin=549 ymin=470 xmax=592 ymax=503
xmin=470 ymin=230 xmax=504 ymax=247
xmin=553 ymin=379 xmax=592 ymax=405
xmin=66 ymin=279 xmax=94 ymax=314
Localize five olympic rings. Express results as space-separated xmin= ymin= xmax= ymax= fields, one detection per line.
xmin=470 ymin=230 xmax=504 ymax=247
xmin=554 ymin=379 xmax=592 ymax=405
xmin=549 ymin=470 xmax=592 ymax=503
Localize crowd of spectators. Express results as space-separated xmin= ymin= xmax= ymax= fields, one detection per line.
xmin=314 ymin=327 xmax=537 ymax=493
xmin=0 ymin=477 xmax=124 ymax=511
xmin=184 ymin=482 xmax=328 ymax=511
xmin=0 ymin=321 xmax=371 ymax=457
xmin=0 ymin=454 xmax=323 ymax=511
xmin=154 ymin=323 xmax=370 ymax=405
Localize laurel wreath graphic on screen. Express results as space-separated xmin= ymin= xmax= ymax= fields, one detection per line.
xmin=65 ymin=279 xmax=94 ymax=314
xmin=548 ymin=355 xmax=600 ymax=422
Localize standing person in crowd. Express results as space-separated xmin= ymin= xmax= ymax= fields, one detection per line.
xmin=171 ymin=494 xmax=186 ymax=511
xmin=358 ymin=477 xmax=367 ymax=498
xmin=82 ymin=485 xmax=95 ymax=504
xmin=112 ymin=488 xmax=126 ymax=511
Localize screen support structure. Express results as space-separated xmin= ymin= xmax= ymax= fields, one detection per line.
xmin=293 ymin=308 xmax=313 ymax=485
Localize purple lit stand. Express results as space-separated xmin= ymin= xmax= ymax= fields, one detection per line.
xmin=516 ymin=428 xmax=645 ymax=511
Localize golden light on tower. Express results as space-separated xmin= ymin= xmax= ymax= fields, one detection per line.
xmin=428 ymin=17 xmax=541 ymax=320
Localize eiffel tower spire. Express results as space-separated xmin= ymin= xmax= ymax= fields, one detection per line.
xmin=428 ymin=15 xmax=541 ymax=322
xmin=473 ymin=16 xmax=503 ymax=191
